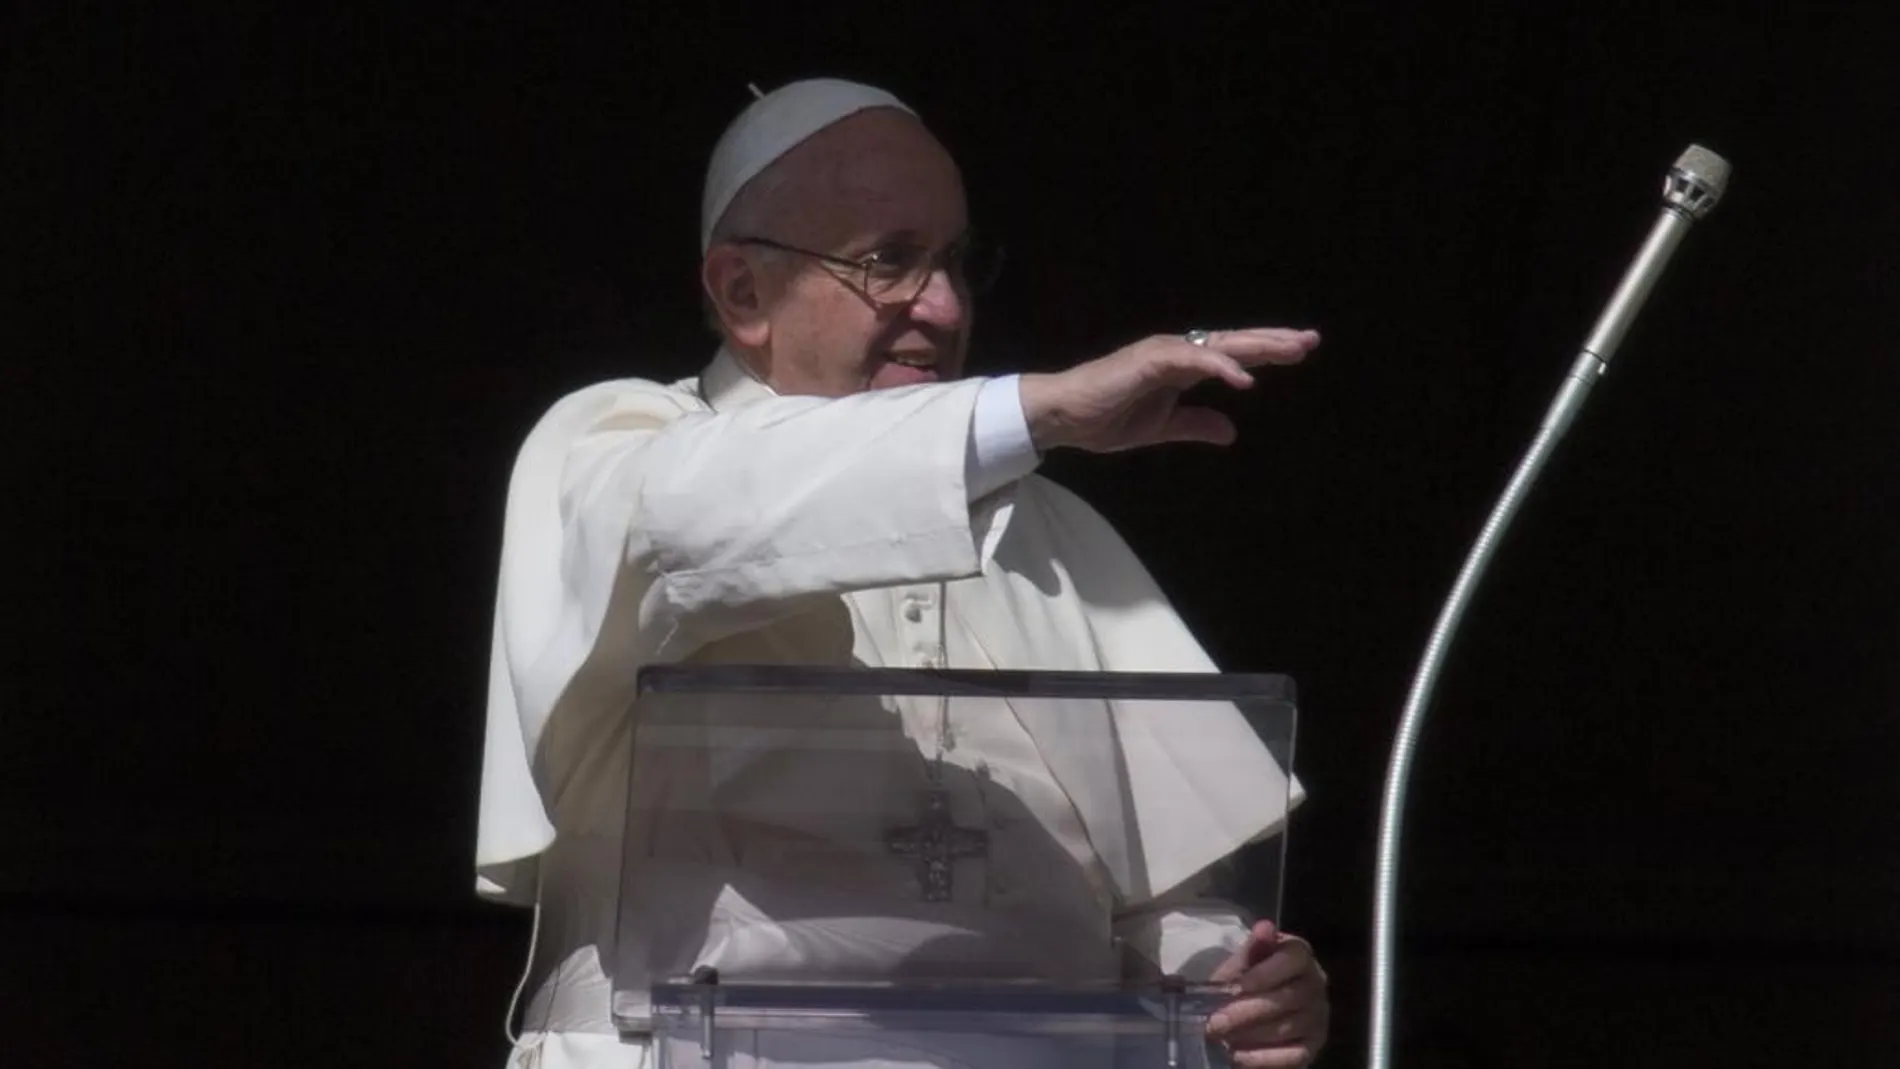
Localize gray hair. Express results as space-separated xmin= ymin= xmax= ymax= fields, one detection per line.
xmin=699 ymin=162 xmax=799 ymax=338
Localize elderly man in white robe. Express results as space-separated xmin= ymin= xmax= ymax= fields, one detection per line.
xmin=478 ymin=78 xmax=1331 ymax=1068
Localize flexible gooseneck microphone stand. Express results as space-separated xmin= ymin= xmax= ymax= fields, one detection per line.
xmin=1367 ymin=144 xmax=1732 ymax=1069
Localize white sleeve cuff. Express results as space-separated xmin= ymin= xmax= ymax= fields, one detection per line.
xmin=965 ymin=374 xmax=1041 ymax=500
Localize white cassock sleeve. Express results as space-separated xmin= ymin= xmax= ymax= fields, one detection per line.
xmin=477 ymin=372 xmax=1038 ymax=899
xmin=588 ymin=374 xmax=1036 ymax=659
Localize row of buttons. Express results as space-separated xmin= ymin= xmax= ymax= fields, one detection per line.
xmin=901 ymin=588 xmax=933 ymax=623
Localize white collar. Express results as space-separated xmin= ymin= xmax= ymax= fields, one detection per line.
xmin=696 ymin=346 xmax=778 ymax=411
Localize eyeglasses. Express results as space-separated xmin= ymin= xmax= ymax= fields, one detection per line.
xmin=731 ymin=231 xmax=1004 ymax=304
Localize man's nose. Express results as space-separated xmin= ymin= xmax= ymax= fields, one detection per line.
xmin=905 ymin=267 xmax=966 ymax=329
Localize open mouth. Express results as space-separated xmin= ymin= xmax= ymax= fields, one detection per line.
xmin=888 ymin=352 xmax=937 ymax=370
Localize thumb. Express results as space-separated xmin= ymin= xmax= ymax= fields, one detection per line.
xmin=1156 ymin=405 xmax=1237 ymax=447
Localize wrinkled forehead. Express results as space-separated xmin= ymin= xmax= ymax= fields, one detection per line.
xmin=779 ymin=110 xmax=967 ymax=244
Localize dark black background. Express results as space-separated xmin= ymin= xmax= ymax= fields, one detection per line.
xmin=5 ymin=2 xmax=1898 ymax=1066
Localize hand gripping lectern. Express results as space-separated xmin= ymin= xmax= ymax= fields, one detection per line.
xmin=608 ymin=664 xmax=1298 ymax=1069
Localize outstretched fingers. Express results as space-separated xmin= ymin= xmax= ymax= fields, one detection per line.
xmin=1150 ymin=328 xmax=1318 ymax=391
xmin=1151 ymin=339 xmax=1257 ymax=391
xmin=1203 ymin=328 xmax=1321 ymax=367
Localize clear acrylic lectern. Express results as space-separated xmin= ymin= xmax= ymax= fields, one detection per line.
xmin=611 ymin=664 xmax=1297 ymax=1069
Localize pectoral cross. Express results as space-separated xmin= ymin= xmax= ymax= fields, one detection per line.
xmin=885 ymin=769 xmax=988 ymax=902
xmin=886 ymin=640 xmax=986 ymax=902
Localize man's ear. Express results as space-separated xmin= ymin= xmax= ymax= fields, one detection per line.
xmin=701 ymin=246 xmax=772 ymax=348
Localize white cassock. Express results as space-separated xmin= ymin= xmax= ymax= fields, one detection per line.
xmin=477 ymin=349 xmax=1304 ymax=1068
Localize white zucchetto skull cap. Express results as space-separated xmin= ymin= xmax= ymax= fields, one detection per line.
xmin=699 ymin=77 xmax=916 ymax=253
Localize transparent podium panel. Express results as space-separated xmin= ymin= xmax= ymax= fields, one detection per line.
xmin=611 ymin=664 xmax=1297 ymax=1067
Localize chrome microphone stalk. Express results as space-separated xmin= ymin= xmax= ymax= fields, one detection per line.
xmin=1367 ymin=144 xmax=1730 ymax=1069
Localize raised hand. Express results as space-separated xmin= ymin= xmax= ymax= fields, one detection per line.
xmin=1017 ymin=328 xmax=1318 ymax=453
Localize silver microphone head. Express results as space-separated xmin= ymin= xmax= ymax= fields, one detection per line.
xmin=1663 ymin=144 xmax=1731 ymax=219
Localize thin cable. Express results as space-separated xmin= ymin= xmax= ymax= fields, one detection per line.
xmin=504 ymin=881 xmax=546 ymax=1051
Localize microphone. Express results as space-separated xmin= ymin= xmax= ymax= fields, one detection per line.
xmin=1367 ymin=144 xmax=1731 ymax=1069
xmin=1571 ymin=144 xmax=1732 ymax=382
xmin=1526 ymin=144 xmax=1731 ymax=439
